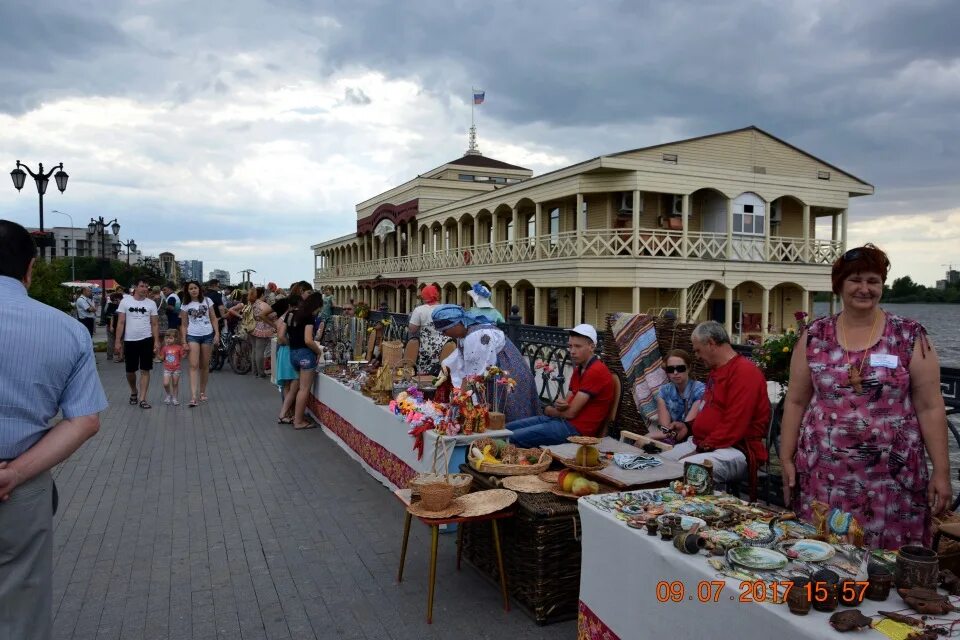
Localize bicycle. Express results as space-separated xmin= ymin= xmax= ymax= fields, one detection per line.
xmin=209 ymin=331 xmax=228 ymax=372
xmin=228 ymin=333 xmax=252 ymax=374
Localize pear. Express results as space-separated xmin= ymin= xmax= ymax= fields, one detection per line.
xmin=575 ymin=445 xmax=600 ymax=467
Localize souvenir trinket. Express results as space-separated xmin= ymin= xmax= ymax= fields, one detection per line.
xmin=673 ymin=531 xmax=706 ymax=554
xmin=659 ymin=526 xmax=673 ymax=541
xmin=829 ymin=610 xmax=872 ymax=633
xmin=897 ymin=587 xmax=956 ymax=615
xmin=645 ymin=520 xmax=659 ymax=536
xmin=786 ymin=576 xmax=811 ymax=616
xmin=940 ymin=569 xmax=960 ymax=596
xmin=895 ymin=546 xmax=939 ymax=590
xmin=811 ymin=569 xmax=840 ymax=612
xmin=866 ymin=565 xmax=893 ymax=601
xmin=838 ymin=578 xmax=865 ymax=607
xmin=727 ymin=546 xmax=788 ymax=571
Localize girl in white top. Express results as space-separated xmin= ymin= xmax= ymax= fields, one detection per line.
xmin=179 ymin=280 xmax=219 ymax=407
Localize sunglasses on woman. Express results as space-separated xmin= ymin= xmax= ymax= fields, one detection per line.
xmin=664 ymin=365 xmax=687 ymax=374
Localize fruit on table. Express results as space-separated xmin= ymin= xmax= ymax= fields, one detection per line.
xmin=559 ymin=469 xmax=582 ymax=492
xmin=571 ymin=477 xmax=601 ymax=496
xmin=575 ymin=445 xmax=600 ymax=467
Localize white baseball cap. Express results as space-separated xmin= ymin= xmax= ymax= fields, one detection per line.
xmin=569 ymin=323 xmax=598 ymax=344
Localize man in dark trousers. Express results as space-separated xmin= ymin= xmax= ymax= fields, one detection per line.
xmin=0 ymin=220 xmax=106 ymax=639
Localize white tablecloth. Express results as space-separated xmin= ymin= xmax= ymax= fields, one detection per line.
xmin=308 ymin=374 xmax=509 ymax=492
xmin=578 ymin=497 xmax=958 ymax=640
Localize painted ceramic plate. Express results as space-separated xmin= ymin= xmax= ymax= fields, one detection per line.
xmin=671 ymin=502 xmax=732 ymax=521
xmin=701 ymin=528 xmax=742 ymax=548
xmin=781 ymin=520 xmax=819 ymax=539
xmin=735 ymin=520 xmax=785 ymax=541
xmin=785 ymin=539 xmax=835 ymax=563
xmin=657 ymin=514 xmax=706 ymax=531
xmin=727 ymin=546 xmax=789 ymax=571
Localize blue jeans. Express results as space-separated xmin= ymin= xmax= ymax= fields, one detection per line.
xmin=507 ymin=415 xmax=579 ymax=448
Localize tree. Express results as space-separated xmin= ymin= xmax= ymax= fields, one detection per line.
xmin=28 ymin=259 xmax=73 ymax=313
xmin=889 ymin=276 xmax=921 ymax=300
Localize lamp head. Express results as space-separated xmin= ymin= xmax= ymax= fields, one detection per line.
xmin=10 ymin=166 xmax=26 ymax=191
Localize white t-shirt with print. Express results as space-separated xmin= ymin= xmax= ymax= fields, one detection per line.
xmin=117 ymin=296 xmax=158 ymax=341
xmin=182 ymin=298 xmax=215 ymax=337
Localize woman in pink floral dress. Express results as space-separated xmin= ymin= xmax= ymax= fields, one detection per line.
xmin=779 ymin=245 xmax=952 ymax=548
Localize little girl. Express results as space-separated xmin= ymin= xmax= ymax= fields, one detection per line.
xmin=160 ymin=329 xmax=185 ymax=405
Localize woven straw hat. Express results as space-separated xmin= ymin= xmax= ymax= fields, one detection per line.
xmin=456 ymin=489 xmax=518 ymax=518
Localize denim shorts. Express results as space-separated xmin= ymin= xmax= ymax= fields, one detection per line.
xmin=290 ymin=347 xmax=317 ymax=372
xmin=187 ymin=332 xmax=214 ymax=345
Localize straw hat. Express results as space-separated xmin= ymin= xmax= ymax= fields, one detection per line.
xmin=502 ymin=475 xmax=553 ymax=494
xmin=407 ymin=501 xmax=465 ymax=519
xmin=456 ymin=489 xmax=518 ymax=518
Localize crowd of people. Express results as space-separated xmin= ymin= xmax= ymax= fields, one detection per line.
xmin=0 ymin=213 xmax=955 ymax=637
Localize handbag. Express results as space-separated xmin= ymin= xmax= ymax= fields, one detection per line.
xmin=240 ymin=304 xmax=256 ymax=334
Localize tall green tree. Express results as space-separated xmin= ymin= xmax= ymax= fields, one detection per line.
xmin=28 ymin=259 xmax=73 ymax=312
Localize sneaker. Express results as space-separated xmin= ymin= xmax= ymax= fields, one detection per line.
xmin=172 ymin=398 xmax=180 ymax=406
xmin=163 ymin=395 xmax=172 ymax=405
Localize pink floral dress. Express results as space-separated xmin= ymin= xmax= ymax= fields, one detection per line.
xmin=795 ymin=312 xmax=931 ymax=548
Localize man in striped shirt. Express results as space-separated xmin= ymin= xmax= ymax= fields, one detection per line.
xmin=0 ymin=220 xmax=107 ymax=639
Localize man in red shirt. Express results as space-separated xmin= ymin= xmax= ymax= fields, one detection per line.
xmin=662 ymin=321 xmax=770 ymax=484
xmin=508 ymin=324 xmax=616 ymax=447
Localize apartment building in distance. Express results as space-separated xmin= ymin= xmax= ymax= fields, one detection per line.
xmin=311 ymin=126 xmax=873 ymax=342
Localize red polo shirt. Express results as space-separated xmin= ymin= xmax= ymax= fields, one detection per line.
xmin=692 ymin=354 xmax=770 ymax=462
xmin=567 ymin=357 xmax=615 ymax=437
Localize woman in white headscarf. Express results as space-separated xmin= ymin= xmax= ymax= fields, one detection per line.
xmin=466 ymin=283 xmax=504 ymax=323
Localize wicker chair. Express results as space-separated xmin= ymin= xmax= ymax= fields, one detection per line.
xmin=596 ymin=373 xmax=622 ymax=439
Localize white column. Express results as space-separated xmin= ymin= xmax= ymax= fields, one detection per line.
xmin=456 ymin=219 xmax=463 ymax=249
xmin=840 ymin=208 xmax=848 ymax=249
xmin=679 ymin=287 xmax=688 ymax=324
xmin=574 ymin=286 xmax=583 ymax=325
xmin=802 ymin=203 xmax=811 ymax=262
xmin=725 ymin=198 xmax=734 ymax=259
xmin=511 ymin=285 xmax=519 ymax=318
xmin=632 ymin=286 xmax=640 ymax=314
xmin=632 ymin=189 xmax=641 ymax=257
xmin=800 ymin=289 xmax=809 ymax=319
xmin=395 ymin=288 xmax=401 ymax=312
xmin=831 ymin=213 xmax=839 ymax=243
xmin=512 ymin=207 xmax=520 ymax=243
xmin=576 ymin=193 xmax=585 ymax=233
xmin=489 ymin=213 xmax=497 ymax=248
xmin=724 ymin=287 xmax=734 ymax=338
xmin=473 ymin=216 xmax=480 ymax=249
xmin=761 ymin=287 xmax=770 ymax=341
xmin=681 ymin=193 xmax=690 ymax=258
xmin=763 ymin=200 xmax=771 ymax=261
xmin=533 ymin=286 xmax=542 ymax=325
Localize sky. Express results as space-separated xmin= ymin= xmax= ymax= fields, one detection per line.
xmin=1 ymin=0 xmax=959 ymax=287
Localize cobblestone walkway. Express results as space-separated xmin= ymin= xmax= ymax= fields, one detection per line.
xmin=51 ymin=353 xmax=576 ymax=639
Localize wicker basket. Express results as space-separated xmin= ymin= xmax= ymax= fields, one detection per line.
xmin=419 ymin=481 xmax=455 ymax=511
xmin=470 ymin=448 xmax=551 ymax=476
xmin=410 ymin=472 xmax=473 ymax=498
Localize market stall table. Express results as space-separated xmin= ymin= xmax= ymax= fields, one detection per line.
xmin=544 ymin=437 xmax=684 ymax=489
xmin=308 ymin=373 xmax=510 ymax=492
xmin=577 ymin=495 xmax=960 ymax=640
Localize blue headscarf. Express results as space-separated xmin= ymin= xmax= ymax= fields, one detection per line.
xmin=431 ymin=304 xmax=491 ymax=331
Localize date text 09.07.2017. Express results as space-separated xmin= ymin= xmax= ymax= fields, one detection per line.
xmin=655 ymin=580 xmax=869 ymax=605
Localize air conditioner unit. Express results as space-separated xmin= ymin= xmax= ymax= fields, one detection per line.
xmin=618 ymin=192 xmax=642 ymax=214
xmin=770 ymin=201 xmax=782 ymax=224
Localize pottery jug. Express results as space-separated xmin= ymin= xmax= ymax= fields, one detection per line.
xmin=866 ymin=565 xmax=892 ymax=601
xmin=895 ymin=545 xmax=939 ymax=589
xmin=787 ymin=576 xmax=811 ymax=616
xmin=672 ymin=532 xmax=706 ymax=554
xmin=811 ymin=569 xmax=839 ymax=612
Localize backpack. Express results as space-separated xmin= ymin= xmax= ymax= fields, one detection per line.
xmin=239 ymin=304 xmax=257 ymax=336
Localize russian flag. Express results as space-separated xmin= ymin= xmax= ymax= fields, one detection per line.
xmin=473 ymin=90 xmax=485 ymax=105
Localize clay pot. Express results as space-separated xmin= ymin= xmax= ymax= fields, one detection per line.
xmin=660 ymin=526 xmax=673 ymax=541
xmin=895 ymin=546 xmax=939 ymax=590
xmin=866 ymin=565 xmax=893 ymax=601
xmin=673 ymin=532 xmax=706 ymax=554
xmin=488 ymin=411 xmax=506 ymax=431
xmin=787 ymin=576 xmax=811 ymax=616
xmin=646 ymin=520 xmax=659 ymax=536
xmin=811 ymin=569 xmax=840 ymax=612
xmin=839 ymin=578 xmax=864 ymax=607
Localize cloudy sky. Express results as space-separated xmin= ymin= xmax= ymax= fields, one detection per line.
xmin=1 ymin=0 xmax=958 ymax=286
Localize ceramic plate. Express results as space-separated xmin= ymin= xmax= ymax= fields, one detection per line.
xmin=701 ymin=529 xmax=742 ymax=548
xmin=735 ymin=520 xmax=785 ymax=541
xmin=672 ymin=502 xmax=732 ymax=521
xmin=727 ymin=546 xmax=789 ymax=571
xmin=781 ymin=520 xmax=819 ymax=539
xmin=657 ymin=514 xmax=707 ymax=531
xmin=786 ymin=539 xmax=835 ymax=563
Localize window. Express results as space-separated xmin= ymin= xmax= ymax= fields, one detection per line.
xmin=732 ymin=200 xmax=765 ymax=236
xmin=491 ymin=177 xmax=506 ymax=184
xmin=458 ymin=174 xmax=475 ymax=181
xmin=549 ymin=207 xmax=560 ymax=246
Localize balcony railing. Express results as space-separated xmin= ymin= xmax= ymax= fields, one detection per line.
xmin=315 ymin=229 xmax=843 ymax=279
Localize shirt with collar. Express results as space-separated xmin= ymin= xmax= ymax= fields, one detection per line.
xmin=567 ymin=356 xmax=615 ymax=437
xmin=0 ymin=275 xmax=108 ymax=459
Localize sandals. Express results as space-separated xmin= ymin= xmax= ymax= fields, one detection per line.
xmin=199 ymin=393 xmax=208 ymax=402
xmin=293 ymin=420 xmax=317 ymax=430
xmin=188 ymin=398 xmax=198 ymax=408
xmin=129 ymin=393 xmax=138 ymax=405
xmin=139 ymin=400 xmax=152 ymax=409
xmin=277 ymin=417 xmax=294 ymax=425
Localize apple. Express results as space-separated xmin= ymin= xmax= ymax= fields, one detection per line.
xmin=560 ymin=470 xmax=582 ymax=493
xmin=571 ymin=477 xmax=596 ymax=496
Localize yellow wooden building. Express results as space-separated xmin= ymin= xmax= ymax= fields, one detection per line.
xmin=312 ymin=126 xmax=872 ymax=342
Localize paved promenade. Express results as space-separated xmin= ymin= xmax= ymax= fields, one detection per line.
xmin=51 ymin=351 xmax=576 ymax=639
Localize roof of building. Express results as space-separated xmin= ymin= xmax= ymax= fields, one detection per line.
xmin=610 ymin=125 xmax=872 ymax=187
xmin=445 ymin=154 xmax=530 ymax=172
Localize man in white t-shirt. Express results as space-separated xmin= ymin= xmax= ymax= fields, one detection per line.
xmin=114 ymin=279 xmax=160 ymax=408
xmin=74 ymin=286 xmax=97 ymax=338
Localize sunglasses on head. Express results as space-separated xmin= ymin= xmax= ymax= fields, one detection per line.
xmin=664 ymin=365 xmax=687 ymax=374
xmin=842 ymin=248 xmax=863 ymax=261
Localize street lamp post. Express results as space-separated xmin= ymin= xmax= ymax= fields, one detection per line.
xmin=88 ymin=216 xmax=120 ymax=323
xmin=51 ymin=209 xmax=75 ymax=281
xmin=10 ymin=160 xmax=69 ymax=260
xmin=118 ymin=239 xmax=137 ymax=265
xmin=240 ymin=268 xmax=256 ymax=288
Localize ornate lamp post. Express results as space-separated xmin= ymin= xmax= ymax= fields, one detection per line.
xmin=10 ymin=160 xmax=69 ymax=259
xmin=118 ymin=238 xmax=137 ymax=265
xmin=88 ymin=216 xmax=120 ymax=323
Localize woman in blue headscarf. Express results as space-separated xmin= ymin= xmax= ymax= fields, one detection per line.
xmin=431 ymin=305 xmax=540 ymax=423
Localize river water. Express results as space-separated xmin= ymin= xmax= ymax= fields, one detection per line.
xmin=812 ymin=302 xmax=960 ymax=492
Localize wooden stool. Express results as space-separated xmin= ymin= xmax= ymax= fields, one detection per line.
xmin=394 ymin=489 xmax=512 ymax=624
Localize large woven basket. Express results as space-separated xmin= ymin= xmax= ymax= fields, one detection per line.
xmin=410 ymin=472 xmax=472 ymax=498
xmin=470 ymin=438 xmax=553 ymax=476
xmin=418 ymin=480 xmax=455 ymax=511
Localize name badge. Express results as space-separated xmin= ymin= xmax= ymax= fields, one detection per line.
xmin=870 ymin=353 xmax=899 ymax=369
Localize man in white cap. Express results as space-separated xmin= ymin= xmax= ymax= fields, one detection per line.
xmin=466 ymin=282 xmax=504 ymax=323
xmin=507 ymin=323 xmax=615 ymax=447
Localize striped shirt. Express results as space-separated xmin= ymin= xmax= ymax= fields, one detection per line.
xmin=0 ymin=276 xmax=108 ymax=459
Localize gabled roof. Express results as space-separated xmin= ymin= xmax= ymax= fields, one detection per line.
xmin=610 ymin=125 xmax=872 ymax=187
xmin=446 ymin=154 xmax=530 ymax=172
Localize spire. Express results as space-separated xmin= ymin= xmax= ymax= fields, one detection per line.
xmin=466 ymin=123 xmax=481 ymax=156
